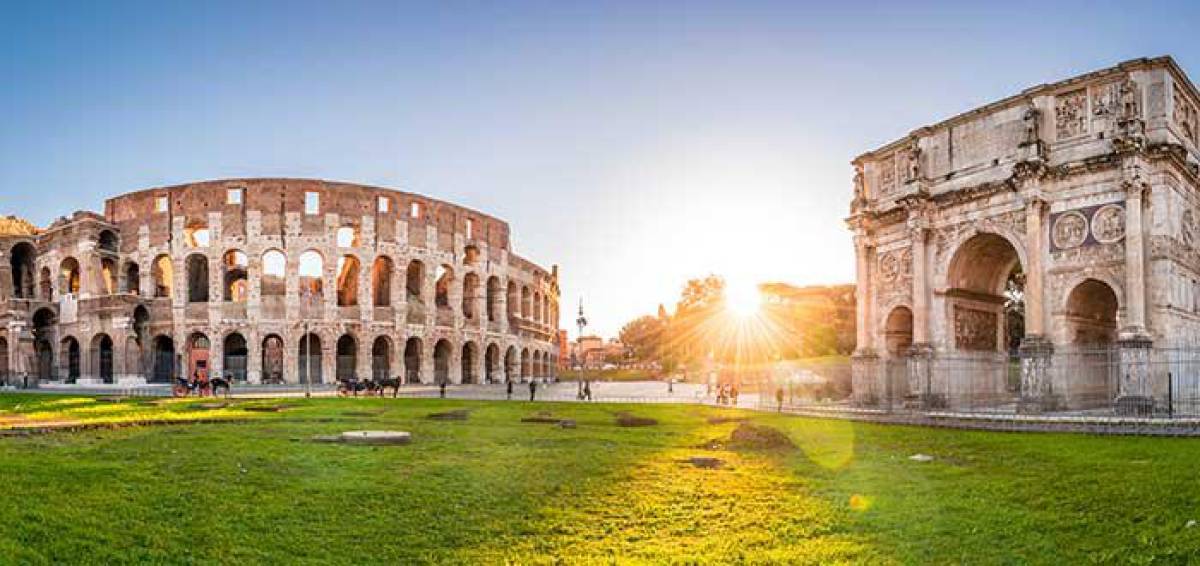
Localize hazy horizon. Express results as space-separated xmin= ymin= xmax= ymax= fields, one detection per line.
xmin=3 ymin=0 xmax=1198 ymax=338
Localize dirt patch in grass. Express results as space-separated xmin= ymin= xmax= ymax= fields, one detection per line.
xmin=427 ymin=409 xmax=470 ymax=421
xmin=706 ymin=415 xmax=750 ymax=425
xmin=728 ymin=423 xmax=795 ymax=451
xmin=615 ymin=412 xmax=658 ymax=427
xmin=521 ymin=412 xmax=562 ymax=424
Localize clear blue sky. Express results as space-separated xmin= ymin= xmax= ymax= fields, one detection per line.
xmin=2 ymin=1 xmax=1197 ymax=337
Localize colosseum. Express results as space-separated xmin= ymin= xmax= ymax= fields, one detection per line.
xmin=0 ymin=179 xmax=562 ymax=388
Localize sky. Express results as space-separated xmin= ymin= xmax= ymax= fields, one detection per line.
xmin=2 ymin=0 xmax=1199 ymax=338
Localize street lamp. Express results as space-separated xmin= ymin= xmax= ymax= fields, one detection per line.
xmin=303 ymin=320 xmax=312 ymax=398
xmin=576 ymin=297 xmax=587 ymax=384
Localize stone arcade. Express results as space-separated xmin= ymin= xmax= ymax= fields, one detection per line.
xmin=848 ymin=56 xmax=1200 ymax=413
xmin=0 ymin=179 xmax=562 ymax=387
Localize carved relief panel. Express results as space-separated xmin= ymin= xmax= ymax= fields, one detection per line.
xmin=954 ymin=305 xmax=998 ymax=351
xmin=877 ymin=155 xmax=897 ymax=196
xmin=1174 ymin=89 xmax=1198 ymax=145
xmin=1055 ymin=88 xmax=1088 ymax=140
xmin=1048 ymin=203 xmax=1125 ymax=252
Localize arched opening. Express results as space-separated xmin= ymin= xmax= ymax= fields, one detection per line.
xmin=91 ymin=334 xmax=113 ymax=383
xmin=520 ymin=348 xmax=531 ymax=380
xmin=298 ymin=333 xmax=323 ymax=384
xmin=100 ymin=258 xmax=117 ymax=295
xmin=151 ymin=335 xmax=175 ymax=384
xmin=946 ymin=233 xmax=1023 ymax=353
xmin=186 ymin=254 xmax=209 ymax=303
xmin=486 ymin=276 xmax=501 ymax=322
xmin=299 ymin=250 xmax=324 ymax=307
xmin=130 ymin=306 xmax=149 ymax=379
xmin=0 ymin=337 xmax=8 ymax=383
xmin=336 ymin=255 xmax=361 ymax=307
xmin=187 ymin=333 xmax=210 ymax=382
xmin=533 ymin=292 xmax=543 ymax=324
xmin=462 ymin=272 xmax=479 ymax=319
xmin=61 ymin=337 xmax=80 ymax=382
xmin=223 ymin=250 xmax=249 ymax=302
xmin=372 ymin=256 xmax=393 ymax=307
xmin=463 ymin=244 xmax=480 ymax=265
xmin=124 ymin=262 xmax=140 ymax=296
xmin=404 ymin=337 xmax=423 ymax=384
xmin=152 ymin=255 xmax=173 ymax=298
xmin=406 ymin=260 xmax=425 ymax=304
xmin=9 ymin=242 xmax=35 ymax=299
xmin=336 ymin=226 xmax=359 ymax=248
xmin=39 ymin=267 xmax=52 ymax=300
xmin=223 ymin=333 xmax=248 ymax=382
xmin=434 ymin=339 xmax=452 ymax=384
xmin=372 ymin=336 xmax=391 ymax=381
xmin=261 ymin=250 xmax=287 ymax=297
xmin=521 ymin=286 xmax=531 ymax=318
xmin=98 ymin=230 xmax=118 ymax=253
xmin=884 ymin=306 xmax=914 ymax=357
xmin=461 ymin=342 xmax=478 ymax=384
xmin=504 ymin=346 xmax=518 ymax=382
xmin=435 ymin=265 xmax=453 ymax=309
xmin=1065 ymin=279 xmax=1119 ymax=345
xmin=60 ymin=257 xmax=81 ymax=296
xmin=261 ymin=335 xmax=285 ymax=384
xmin=336 ymin=334 xmax=357 ymax=382
xmin=33 ymin=308 xmax=57 ymax=381
xmin=486 ymin=343 xmax=500 ymax=383
xmin=506 ymin=281 xmax=518 ymax=318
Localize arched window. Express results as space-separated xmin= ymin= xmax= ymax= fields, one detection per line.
xmin=261 ymin=335 xmax=285 ymax=384
xmin=461 ymin=342 xmax=478 ymax=384
xmin=100 ymin=258 xmax=116 ymax=295
xmin=372 ymin=336 xmax=391 ymax=381
xmin=404 ymin=337 xmax=423 ymax=384
xmin=372 ymin=256 xmax=393 ymax=306
xmin=336 ymin=255 xmax=361 ymax=307
xmin=336 ymin=334 xmax=357 ymax=381
xmin=434 ymin=339 xmax=452 ymax=384
xmin=124 ymin=262 xmax=140 ymax=295
xmin=463 ymin=273 xmax=480 ymax=319
xmin=60 ymin=258 xmax=81 ymax=295
xmin=184 ymin=219 xmax=210 ymax=248
xmin=533 ymin=291 xmax=543 ymax=323
xmin=406 ymin=260 xmax=425 ymax=303
xmin=223 ymin=250 xmax=249 ymax=302
xmin=39 ymin=267 xmax=52 ymax=300
xmin=336 ymin=226 xmax=359 ymax=248
xmin=435 ymin=265 xmax=453 ymax=309
xmin=91 ymin=334 xmax=113 ymax=383
xmin=152 ymin=255 xmax=173 ymax=298
xmin=98 ymin=230 xmax=118 ymax=253
xmin=261 ymin=250 xmax=286 ymax=297
xmin=223 ymin=333 xmax=248 ymax=382
xmin=298 ymin=333 xmax=322 ymax=384
xmin=486 ymin=276 xmax=501 ymax=322
xmin=61 ymin=337 xmax=80 ymax=381
xmin=507 ymin=281 xmax=518 ymax=318
xmin=299 ymin=250 xmax=324 ymax=304
xmin=521 ymin=286 xmax=531 ymax=318
xmin=186 ymin=254 xmax=209 ymax=303
xmin=9 ymin=242 xmax=35 ymax=299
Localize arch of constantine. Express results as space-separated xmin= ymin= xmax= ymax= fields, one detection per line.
xmin=0 ymin=179 xmax=561 ymax=387
xmin=849 ymin=56 xmax=1200 ymax=414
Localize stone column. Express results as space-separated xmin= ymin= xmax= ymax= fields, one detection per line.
xmin=1019 ymin=198 xmax=1057 ymax=412
xmin=850 ymin=230 xmax=880 ymax=406
xmin=1116 ymin=159 xmax=1153 ymax=413
xmin=1121 ymin=184 xmax=1148 ymax=338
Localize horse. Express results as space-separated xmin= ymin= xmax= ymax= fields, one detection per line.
xmin=210 ymin=374 xmax=233 ymax=398
xmin=374 ymin=377 xmax=401 ymax=398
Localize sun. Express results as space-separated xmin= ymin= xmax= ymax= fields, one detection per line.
xmin=725 ymin=278 xmax=763 ymax=318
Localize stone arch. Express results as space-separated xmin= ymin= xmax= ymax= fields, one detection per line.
xmin=943 ymin=232 xmax=1024 ymax=353
xmin=223 ymin=250 xmax=249 ymax=302
xmin=506 ymin=281 xmax=518 ymax=318
xmin=404 ymin=337 xmax=423 ymax=384
xmin=533 ymin=291 xmax=543 ymax=323
xmin=435 ymin=265 xmax=454 ymax=310
xmin=372 ymin=256 xmax=394 ymax=307
xmin=504 ymin=345 xmax=518 ymax=382
xmin=884 ymin=305 xmax=914 ymax=357
xmin=152 ymin=255 xmax=173 ymax=298
xmin=461 ymin=341 xmax=479 ymax=384
xmin=433 ymin=338 xmax=452 ymax=384
xmin=336 ymin=255 xmax=361 ymax=307
xmin=261 ymin=249 xmax=287 ymax=297
xmin=223 ymin=332 xmax=248 ymax=381
xmin=298 ymin=333 xmax=323 ymax=384
xmin=336 ymin=334 xmax=357 ymax=381
xmin=187 ymin=332 xmax=211 ymax=381
xmin=9 ymin=242 xmax=35 ymax=299
xmin=261 ymin=334 xmax=285 ymax=384
xmin=486 ymin=276 xmax=502 ymax=322
xmin=520 ymin=347 xmax=531 ymax=379
xmin=32 ymin=308 xmax=57 ymax=380
xmin=90 ymin=333 xmax=114 ymax=383
xmin=406 ymin=260 xmax=425 ymax=304
xmin=463 ymin=272 xmax=480 ymax=319
xmin=60 ymin=336 xmax=80 ymax=381
xmin=1063 ymin=279 xmax=1120 ymax=346
xmin=299 ymin=250 xmax=324 ymax=305
xmin=485 ymin=343 xmax=500 ymax=383
xmin=99 ymin=256 xmax=117 ymax=295
xmin=97 ymin=229 xmax=119 ymax=253
xmin=372 ymin=336 xmax=392 ymax=380
xmin=123 ymin=261 xmax=140 ymax=296
xmin=184 ymin=218 xmax=210 ymax=248
xmin=150 ymin=335 xmax=174 ymax=383
xmin=39 ymin=266 xmax=52 ymax=300
xmin=521 ymin=286 xmax=531 ymax=318
xmin=60 ymin=257 xmax=81 ymax=295
xmin=186 ymin=254 xmax=209 ymax=303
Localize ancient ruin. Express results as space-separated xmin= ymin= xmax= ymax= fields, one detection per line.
xmin=0 ymin=179 xmax=561 ymax=386
xmin=848 ymin=56 xmax=1200 ymax=414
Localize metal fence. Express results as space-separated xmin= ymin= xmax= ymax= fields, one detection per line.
xmin=842 ymin=344 xmax=1200 ymax=418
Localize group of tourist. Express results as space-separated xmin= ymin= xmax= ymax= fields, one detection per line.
xmin=712 ymin=383 xmax=740 ymax=406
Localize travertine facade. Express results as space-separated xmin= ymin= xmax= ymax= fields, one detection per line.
xmin=848 ymin=56 xmax=1200 ymax=411
xmin=0 ymin=179 xmax=561 ymax=386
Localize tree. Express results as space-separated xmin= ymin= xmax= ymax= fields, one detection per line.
xmin=619 ymin=315 xmax=665 ymax=362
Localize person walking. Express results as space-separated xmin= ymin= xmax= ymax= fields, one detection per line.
xmin=506 ymin=379 xmax=513 ymax=400
xmin=583 ymin=380 xmax=592 ymax=401
xmin=439 ymin=381 xmax=447 ymax=399
xmin=529 ymin=380 xmax=537 ymax=402
xmin=775 ymin=386 xmax=785 ymax=412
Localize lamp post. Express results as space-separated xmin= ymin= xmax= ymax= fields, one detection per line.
xmin=303 ymin=320 xmax=312 ymax=399
xmin=575 ymin=298 xmax=587 ymax=383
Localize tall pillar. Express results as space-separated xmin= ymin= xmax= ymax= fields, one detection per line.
xmin=850 ymin=227 xmax=880 ymax=406
xmin=1116 ymin=160 xmax=1153 ymax=414
xmin=1019 ymin=197 xmax=1057 ymax=412
xmin=1121 ymin=183 xmax=1148 ymax=338
xmin=853 ymin=234 xmax=874 ymax=355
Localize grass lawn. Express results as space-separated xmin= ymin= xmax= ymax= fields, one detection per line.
xmin=1 ymin=394 xmax=1197 ymax=564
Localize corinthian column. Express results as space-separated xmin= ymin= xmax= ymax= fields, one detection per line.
xmin=1023 ymin=199 xmax=1047 ymax=338
xmin=909 ymin=225 xmax=929 ymax=346
xmin=853 ymin=233 xmax=874 ymax=355
xmin=1121 ymin=183 xmax=1148 ymax=338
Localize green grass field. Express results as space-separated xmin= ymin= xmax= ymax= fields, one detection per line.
xmin=1 ymin=394 xmax=1197 ymax=564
